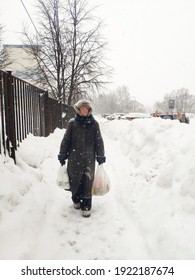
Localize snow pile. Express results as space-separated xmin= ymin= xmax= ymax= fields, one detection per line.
xmin=101 ymin=117 xmax=195 ymax=259
xmin=0 ymin=117 xmax=195 ymax=259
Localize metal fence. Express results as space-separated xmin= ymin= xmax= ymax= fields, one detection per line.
xmin=0 ymin=70 xmax=75 ymax=163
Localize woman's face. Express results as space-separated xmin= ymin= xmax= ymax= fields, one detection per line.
xmin=80 ymin=106 xmax=89 ymax=116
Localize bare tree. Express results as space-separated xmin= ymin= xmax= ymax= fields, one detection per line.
xmin=155 ymin=88 xmax=195 ymax=113
xmin=0 ymin=24 xmax=11 ymax=70
xmin=22 ymin=0 xmax=111 ymax=105
xmin=174 ymin=88 xmax=195 ymax=112
xmin=92 ymin=85 xmax=145 ymax=114
xmin=155 ymin=94 xmax=171 ymax=113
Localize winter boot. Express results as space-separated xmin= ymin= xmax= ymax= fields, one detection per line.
xmin=82 ymin=209 xmax=91 ymax=218
xmin=80 ymin=196 xmax=92 ymax=217
xmin=73 ymin=202 xmax=81 ymax=209
xmin=72 ymin=192 xmax=81 ymax=210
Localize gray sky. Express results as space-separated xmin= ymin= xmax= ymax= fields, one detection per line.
xmin=1 ymin=0 xmax=195 ymax=106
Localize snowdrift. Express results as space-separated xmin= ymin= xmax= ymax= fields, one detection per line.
xmin=0 ymin=117 xmax=195 ymax=259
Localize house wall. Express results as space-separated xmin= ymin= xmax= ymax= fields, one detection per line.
xmin=3 ymin=44 xmax=37 ymax=80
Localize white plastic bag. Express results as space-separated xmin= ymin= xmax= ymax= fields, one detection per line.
xmin=92 ymin=165 xmax=111 ymax=196
xmin=56 ymin=165 xmax=70 ymax=190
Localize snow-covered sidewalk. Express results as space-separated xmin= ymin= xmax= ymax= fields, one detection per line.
xmin=0 ymin=117 xmax=195 ymax=259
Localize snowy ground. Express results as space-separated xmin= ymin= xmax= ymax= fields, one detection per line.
xmin=0 ymin=116 xmax=195 ymax=260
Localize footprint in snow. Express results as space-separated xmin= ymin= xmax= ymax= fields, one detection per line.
xmin=68 ymin=240 xmax=80 ymax=253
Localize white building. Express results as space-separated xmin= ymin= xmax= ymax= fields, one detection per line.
xmin=3 ymin=44 xmax=38 ymax=82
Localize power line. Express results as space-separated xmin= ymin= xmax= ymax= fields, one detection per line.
xmin=19 ymin=0 xmax=40 ymax=36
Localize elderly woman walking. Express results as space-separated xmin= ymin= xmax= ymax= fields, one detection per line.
xmin=58 ymin=100 xmax=106 ymax=217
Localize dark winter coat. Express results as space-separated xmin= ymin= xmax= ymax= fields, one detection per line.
xmin=59 ymin=113 xmax=105 ymax=195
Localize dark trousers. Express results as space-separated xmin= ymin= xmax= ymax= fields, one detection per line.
xmin=72 ymin=174 xmax=92 ymax=211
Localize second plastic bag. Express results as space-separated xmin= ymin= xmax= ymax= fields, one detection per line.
xmin=56 ymin=165 xmax=70 ymax=190
xmin=93 ymin=165 xmax=111 ymax=196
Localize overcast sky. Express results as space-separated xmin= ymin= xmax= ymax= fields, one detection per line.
xmin=1 ymin=0 xmax=195 ymax=107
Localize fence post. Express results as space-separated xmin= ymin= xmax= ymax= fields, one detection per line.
xmin=6 ymin=71 xmax=16 ymax=163
xmin=0 ymin=71 xmax=5 ymax=156
xmin=43 ymin=91 xmax=50 ymax=137
xmin=59 ymin=102 xmax=63 ymax=129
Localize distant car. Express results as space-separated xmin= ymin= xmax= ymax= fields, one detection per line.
xmin=106 ymin=113 xmax=125 ymax=120
xmin=124 ymin=113 xmax=151 ymax=121
xmin=106 ymin=114 xmax=115 ymax=120
xmin=160 ymin=114 xmax=174 ymax=120
xmin=102 ymin=114 xmax=110 ymax=118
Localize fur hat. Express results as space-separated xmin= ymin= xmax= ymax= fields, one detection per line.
xmin=74 ymin=99 xmax=92 ymax=114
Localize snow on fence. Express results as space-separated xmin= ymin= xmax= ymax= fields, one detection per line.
xmin=0 ymin=70 xmax=74 ymax=163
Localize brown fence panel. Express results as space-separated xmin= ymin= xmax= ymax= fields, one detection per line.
xmin=0 ymin=71 xmax=6 ymax=156
xmin=61 ymin=103 xmax=75 ymax=128
xmin=44 ymin=97 xmax=75 ymax=135
xmin=1 ymin=71 xmax=8 ymax=157
xmin=5 ymin=71 xmax=16 ymax=162
xmin=0 ymin=70 xmax=74 ymax=163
